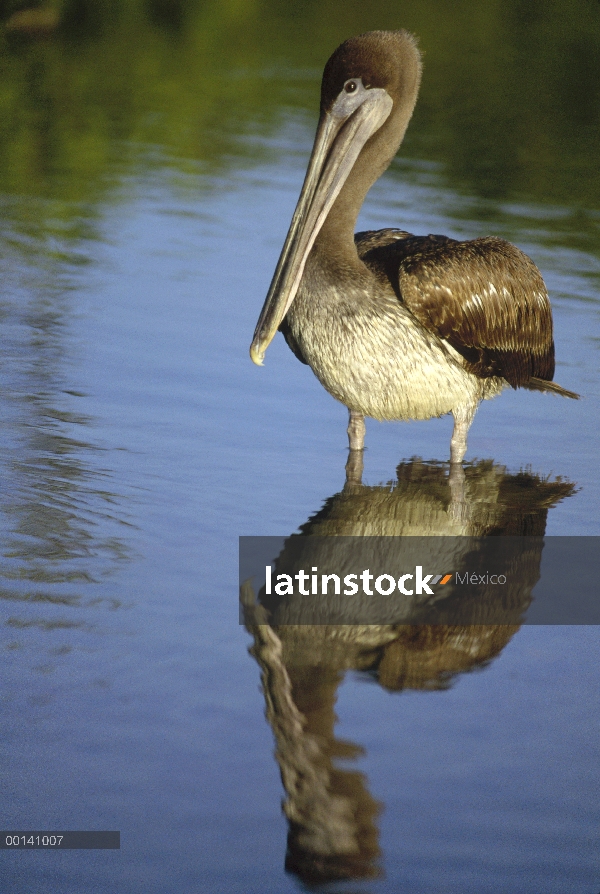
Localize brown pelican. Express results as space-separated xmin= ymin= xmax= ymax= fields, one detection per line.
xmin=250 ymin=30 xmax=578 ymax=463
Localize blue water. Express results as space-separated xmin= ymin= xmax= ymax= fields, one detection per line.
xmin=0 ymin=118 xmax=599 ymax=892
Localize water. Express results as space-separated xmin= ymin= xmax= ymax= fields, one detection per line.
xmin=1 ymin=4 xmax=599 ymax=892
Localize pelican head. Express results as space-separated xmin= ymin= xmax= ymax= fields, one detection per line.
xmin=250 ymin=31 xmax=422 ymax=365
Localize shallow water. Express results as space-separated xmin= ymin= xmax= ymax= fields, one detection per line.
xmin=1 ymin=4 xmax=600 ymax=892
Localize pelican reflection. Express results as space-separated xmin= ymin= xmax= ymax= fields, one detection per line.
xmin=242 ymin=458 xmax=574 ymax=884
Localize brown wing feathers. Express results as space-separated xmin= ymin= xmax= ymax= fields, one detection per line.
xmin=359 ymin=233 xmax=557 ymax=389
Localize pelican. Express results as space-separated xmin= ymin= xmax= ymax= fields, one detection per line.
xmin=250 ymin=30 xmax=578 ymax=463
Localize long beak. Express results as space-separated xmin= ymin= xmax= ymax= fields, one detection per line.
xmin=250 ymin=88 xmax=393 ymax=365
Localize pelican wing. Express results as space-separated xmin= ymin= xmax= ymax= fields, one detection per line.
xmin=358 ymin=232 xmax=555 ymax=387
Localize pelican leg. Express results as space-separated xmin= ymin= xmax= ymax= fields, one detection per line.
xmin=347 ymin=409 xmax=366 ymax=451
xmin=448 ymin=462 xmax=471 ymax=523
xmin=450 ymin=406 xmax=476 ymax=464
xmin=345 ymin=448 xmax=364 ymax=485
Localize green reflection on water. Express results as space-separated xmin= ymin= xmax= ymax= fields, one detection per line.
xmin=1 ymin=0 xmax=599 ymax=236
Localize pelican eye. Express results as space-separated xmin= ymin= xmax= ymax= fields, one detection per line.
xmin=344 ymin=80 xmax=358 ymax=93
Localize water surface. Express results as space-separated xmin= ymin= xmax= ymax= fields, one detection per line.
xmin=0 ymin=3 xmax=599 ymax=892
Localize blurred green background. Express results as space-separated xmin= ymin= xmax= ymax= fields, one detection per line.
xmin=1 ymin=0 xmax=599 ymax=238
